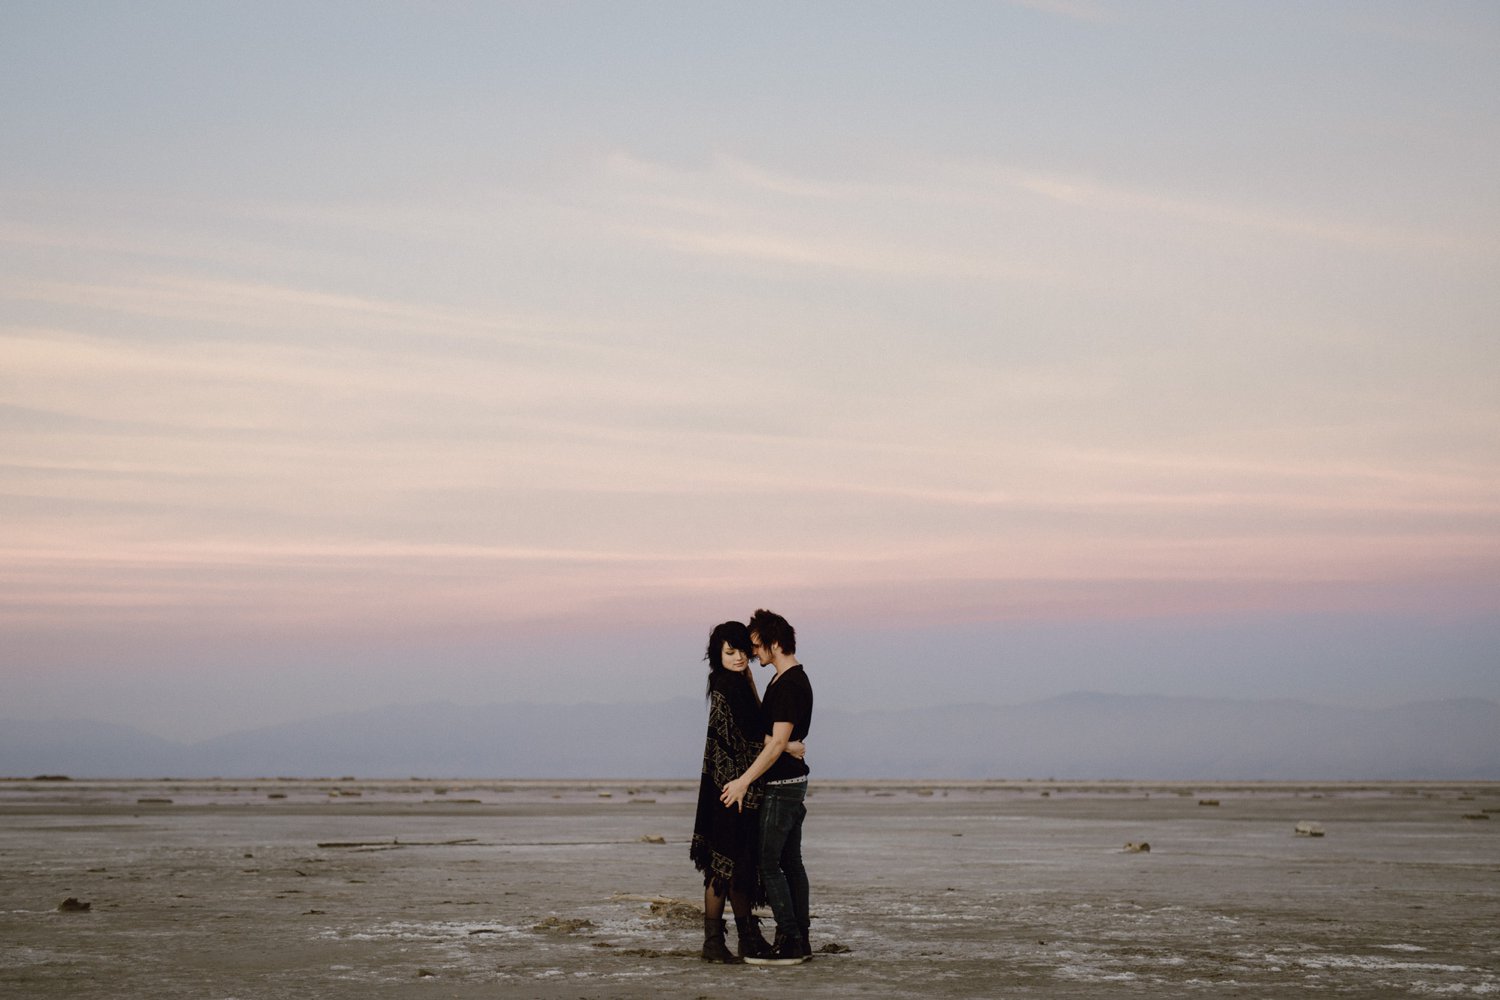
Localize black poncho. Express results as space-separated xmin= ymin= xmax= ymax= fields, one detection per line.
xmin=689 ymin=670 xmax=766 ymax=903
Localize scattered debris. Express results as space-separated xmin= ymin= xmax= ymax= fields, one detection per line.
xmin=267 ymin=793 xmax=287 ymax=799
xmin=1198 ymin=799 xmax=1221 ymax=807
xmin=637 ymin=835 xmax=666 ymax=844
xmin=467 ymin=928 xmax=499 ymax=936
xmin=1123 ymin=841 xmax=1151 ymax=853
xmin=319 ymin=840 xmax=395 ymax=849
xmin=137 ymin=798 xmax=173 ymax=805
xmin=532 ymin=915 xmax=594 ymax=933
xmin=615 ymin=946 xmax=697 ymax=959
xmin=1295 ymin=821 xmax=1326 ymax=837
xmin=598 ymin=792 xmax=613 ymax=798
xmin=629 ymin=798 xmax=657 ymax=805
xmin=57 ymin=897 xmax=91 ymax=913
xmin=818 ymin=942 xmax=851 ymax=954
xmin=1462 ymin=813 xmax=1490 ymax=821
xmin=608 ymin=894 xmax=702 ymax=926
xmin=317 ymin=838 xmax=478 ymax=849
xmin=417 ymin=968 xmax=437 ymax=978
xmin=650 ymin=899 xmax=701 ymax=925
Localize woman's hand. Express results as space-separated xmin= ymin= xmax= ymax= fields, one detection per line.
xmin=787 ymin=739 xmax=806 ymax=761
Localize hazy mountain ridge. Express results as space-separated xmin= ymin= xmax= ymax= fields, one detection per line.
xmin=3 ymin=694 xmax=1497 ymax=780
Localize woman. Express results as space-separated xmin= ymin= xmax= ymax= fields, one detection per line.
xmin=689 ymin=620 xmax=804 ymax=963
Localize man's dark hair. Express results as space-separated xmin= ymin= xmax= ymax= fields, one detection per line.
xmin=748 ymin=608 xmax=796 ymax=656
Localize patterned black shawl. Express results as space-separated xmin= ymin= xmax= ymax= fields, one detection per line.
xmin=689 ymin=670 xmax=765 ymax=901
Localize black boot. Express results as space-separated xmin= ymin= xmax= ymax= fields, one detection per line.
xmin=701 ymin=916 xmax=739 ymax=964
xmin=734 ymin=914 xmax=772 ymax=960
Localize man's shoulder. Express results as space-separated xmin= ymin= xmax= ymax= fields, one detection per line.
xmin=776 ymin=664 xmax=812 ymax=701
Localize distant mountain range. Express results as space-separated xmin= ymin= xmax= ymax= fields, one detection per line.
xmin=3 ymin=693 xmax=1498 ymax=780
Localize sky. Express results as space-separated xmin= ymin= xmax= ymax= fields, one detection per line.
xmin=2 ymin=1 xmax=1498 ymax=742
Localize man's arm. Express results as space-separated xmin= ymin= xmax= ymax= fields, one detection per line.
xmin=770 ymin=733 xmax=805 ymax=759
xmin=720 ymin=721 xmax=792 ymax=811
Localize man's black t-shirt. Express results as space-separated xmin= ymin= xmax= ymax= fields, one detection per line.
xmin=760 ymin=664 xmax=813 ymax=783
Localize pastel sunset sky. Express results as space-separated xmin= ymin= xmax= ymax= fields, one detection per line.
xmin=3 ymin=2 xmax=1497 ymax=740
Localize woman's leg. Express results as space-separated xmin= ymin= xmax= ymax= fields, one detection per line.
xmin=701 ymin=881 xmax=737 ymax=962
xmin=704 ymin=883 xmax=727 ymax=920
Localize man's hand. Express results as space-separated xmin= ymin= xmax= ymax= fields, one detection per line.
xmin=720 ymin=776 xmax=751 ymax=812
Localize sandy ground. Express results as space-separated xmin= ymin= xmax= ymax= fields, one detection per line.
xmin=2 ymin=779 xmax=1497 ymax=999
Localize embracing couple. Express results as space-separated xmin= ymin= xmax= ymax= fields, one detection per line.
xmin=689 ymin=608 xmax=815 ymax=966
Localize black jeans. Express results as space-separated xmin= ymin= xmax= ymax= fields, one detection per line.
xmin=758 ymin=781 xmax=809 ymax=938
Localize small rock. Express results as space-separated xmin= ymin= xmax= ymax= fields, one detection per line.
xmin=417 ymin=968 xmax=436 ymax=977
xmin=1123 ymin=841 xmax=1151 ymax=853
xmin=1462 ymin=813 xmax=1490 ymax=821
xmin=1198 ymin=799 xmax=1220 ymax=807
xmin=637 ymin=834 xmax=666 ymax=844
xmin=57 ymin=897 xmax=91 ymax=913
xmin=1294 ymin=821 xmax=1325 ymax=837
xmin=817 ymin=942 xmax=851 ymax=954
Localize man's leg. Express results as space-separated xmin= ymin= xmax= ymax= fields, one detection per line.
xmin=747 ymin=785 xmax=807 ymax=965
xmin=778 ymin=789 xmax=810 ymax=953
xmin=757 ymin=786 xmax=796 ymax=933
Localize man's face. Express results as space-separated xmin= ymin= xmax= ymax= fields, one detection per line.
xmin=750 ymin=632 xmax=773 ymax=665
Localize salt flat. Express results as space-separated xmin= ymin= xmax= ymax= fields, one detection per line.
xmin=2 ymin=779 xmax=1497 ymax=998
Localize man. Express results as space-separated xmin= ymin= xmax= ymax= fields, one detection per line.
xmin=720 ymin=608 xmax=814 ymax=966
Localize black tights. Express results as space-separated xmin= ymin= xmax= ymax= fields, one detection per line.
xmin=704 ymin=884 xmax=753 ymax=923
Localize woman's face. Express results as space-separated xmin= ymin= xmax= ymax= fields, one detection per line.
xmin=720 ymin=641 xmax=749 ymax=672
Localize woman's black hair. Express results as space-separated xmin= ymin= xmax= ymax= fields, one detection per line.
xmin=704 ymin=620 xmax=753 ymax=699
